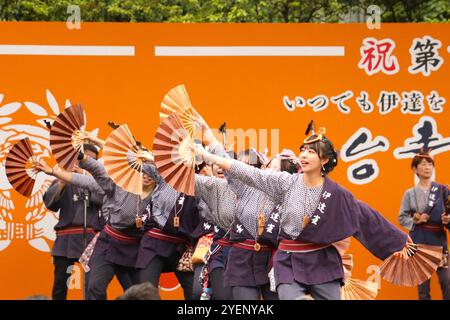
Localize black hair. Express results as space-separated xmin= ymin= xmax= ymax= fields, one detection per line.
xmin=280 ymin=158 xmax=300 ymax=174
xmin=411 ymin=153 xmax=434 ymax=169
xmin=299 ymin=136 xmax=338 ymax=174
xmin=195 ymin=162 xmax=207 ymax=174
xmin=83 ymin=143 xmax=99 ymax=159
xmin=266 ymin=156 xmax=300 ymax=174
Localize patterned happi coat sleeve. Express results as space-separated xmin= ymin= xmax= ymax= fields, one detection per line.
xmin=194 ymin=174 xmax=235 ymax=229
xmin=227 ymin=159 xmax=293 ymax=203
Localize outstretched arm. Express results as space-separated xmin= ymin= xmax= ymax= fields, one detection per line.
xmin=36 ymin=160 xmax=104 ymax=195
xmin=353 ymin=196 xmax=410 ymax=260
xmin=36 ymin=161 xmax=72 ymax=184
xmin=194 ymin=174 xmax=235 ymax=229
xmin=78 ymin=156 xmax=115 ymax=195
xmin=194 ymin=144 xmax=291 ymax=201
xmin=195 ymin=113 xmax=220 ymax=148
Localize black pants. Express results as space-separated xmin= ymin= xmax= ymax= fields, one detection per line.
xmin=87 ymin=252 xmax=140 ymax=300
xmin=278 ymin=279 xmax=341 ymax=300
xmin=418 ymin=267 xmax=450 ymax=300
xmin=209 ymin=267 xmax=232 ymax=300
xmin=140 ymin=255 xmax=194 ymax=300
xmin=52 ymin=256 xmax=91 ymax=300
xmin=232 ymin=283 xmax=279 ymax=300
xmin=191 ymin=265 xmax=232 ymax=300
xmin=192 ymin=263 xmax=204 ymax=300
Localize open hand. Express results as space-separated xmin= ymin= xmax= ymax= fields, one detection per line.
xmin=35 ymin=160 xmax=53 ymax=175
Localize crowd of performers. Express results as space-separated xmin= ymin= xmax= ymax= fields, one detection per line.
xmin=34 ymin=113 xmax=450 ymax=300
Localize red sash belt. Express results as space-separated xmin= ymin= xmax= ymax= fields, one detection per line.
xmin=56 ymin=226 xmax=96 ymax=236
xmin=104 ymin=225 xmax=140 ymax=244
xmin=146 ymin=228 xmax=188 ymax=245
xmin=233 ymin=239 xmax=273 ymax=252
xmin=279 ymin=239 xmax=330 ymax=253
xmin=217 ymin=237 xmax=233 ymax=247
xmin=415 ymin=223 xmax=445 ymax=233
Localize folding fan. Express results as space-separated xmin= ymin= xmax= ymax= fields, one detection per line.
xmin=5 ymin=137 xmax=38 ymax=197
xmin=379 ymin=243 xmax=442 ymax=287
xmin=341 ymin=253 xmax=354 ymax=278
xmin=153 ymin=113 xmax=196 ymax=196
xmin=103 ymin=124 xmax=143 ymax=195
xmin=341 ymin=277 xmax=378 ymax=300
xmin=50 ymin=104 xmax=85 ymax=170
xmin=332 ymin=237 xmax=351 ymax=256
xmin=160 ymin=84 xmax=198 ymax=138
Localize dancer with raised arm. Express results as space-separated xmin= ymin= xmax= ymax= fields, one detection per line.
xmin=194 ymin=121 xmax=414 ymax=300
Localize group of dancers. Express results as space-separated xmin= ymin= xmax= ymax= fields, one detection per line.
xmin=32 ymin=108 xmax=450 ymax=300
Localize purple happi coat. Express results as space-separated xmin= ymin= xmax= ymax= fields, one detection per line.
xmin=136 ymin=193 xmax=202 ymax=270
xmin=224 ymin=202 xmax=282 ymax=287
xmin=227 ymin=160 xmax=408 ymax=286
xmin=408 ymin=182 xmax=449 ymax=250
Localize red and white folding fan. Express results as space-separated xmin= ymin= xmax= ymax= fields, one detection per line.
xmin=332 ymin=237 xmax=351 ymax=256
xmin=160 ymin=84 xmax=198 ymax=138
xmin=103 ymin=124 xmax=143 ymax=195
xmin=50 ymin=104 xmax=85 ymax=170
xmin=342 ymin=253 xmax=354 ymax=279
xmin=379 ymin=242 xmax=442 ymax=287
xmin=341 ymin=277 xmax=378 ymax=300
xmin=5 ymin=137 xmax=38 ymax=197
xmin=153 ymin=113 xmax=196 ymax=196
xmin=340 ymin=253 xmax=378 ymax=300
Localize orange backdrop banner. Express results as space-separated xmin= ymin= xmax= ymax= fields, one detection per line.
xmin=0 ymin=22 xmax=448 ymax=300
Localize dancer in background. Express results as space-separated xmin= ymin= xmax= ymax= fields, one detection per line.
xmin=72 ymin=133 xmax=155 ymax=300
xmin=193 ymin=159 xmax=236 ymax=300
xmin=135 ymin=158 xmax=206 ymax=300
xmin=40 ymin=144 xmax=105 ymax=300
xmin=191 ymin=162 xmax=216 ymax=300
xmin=398 ymin=151 xmax=450 ymax=300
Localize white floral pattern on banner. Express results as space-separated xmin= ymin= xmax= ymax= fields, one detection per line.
xmin=0 ymin=90 xmax=99 ymax=252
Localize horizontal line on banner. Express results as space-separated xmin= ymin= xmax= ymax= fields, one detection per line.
xmin=0 ymin=45 xmax=135 ymax=56
xmin=155 ymin=46 xmax=345 ymax=56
